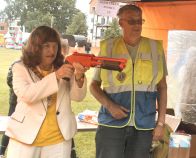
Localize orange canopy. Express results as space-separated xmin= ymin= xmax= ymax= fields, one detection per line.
xmin=136 ymin=1 xmax=196 ymax=52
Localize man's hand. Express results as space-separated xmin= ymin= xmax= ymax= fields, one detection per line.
xmin=108 ymin=103 xmax=130 ymax=119
xmin=153 ymin=125 xmax=164 ymax=141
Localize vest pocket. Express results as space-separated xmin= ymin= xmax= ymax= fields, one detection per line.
xmin=140 ymin=59 xmax=153 ymax=83
xmin=135 ymin=92 xmax=157 ymax=128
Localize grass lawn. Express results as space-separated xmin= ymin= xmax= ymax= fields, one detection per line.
xmin=0 ymin=47 xmax=100 ymax=158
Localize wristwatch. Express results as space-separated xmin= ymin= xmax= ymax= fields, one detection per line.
xmin=75 ymin=74 xmax=85 ymax=82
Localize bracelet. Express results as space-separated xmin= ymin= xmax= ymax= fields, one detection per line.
xmin=75 ymin=74 xmax=85 ymax=82
xmin=157 ymin=121 xmax=164 ymax=127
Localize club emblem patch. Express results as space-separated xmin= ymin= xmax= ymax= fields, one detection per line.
xmin=116 ymin=72 xmax=126 ymax=82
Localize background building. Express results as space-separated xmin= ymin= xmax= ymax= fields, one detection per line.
xmin=88 ymin=0 xmax=120 ymax=46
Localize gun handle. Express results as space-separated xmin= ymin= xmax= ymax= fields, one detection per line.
xmin=63 ymin=77 xmax=70 ymax=81
xmin=63 ymin=60 xmax=70 ymax=81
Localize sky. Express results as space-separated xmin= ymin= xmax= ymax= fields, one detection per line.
xmin=0 ymin=0 xmax=91 ymax=13
xmin=75 ymin=0 xmax=91 ymax=14
xmin=0 ymin=0 xmax=7 ymax=11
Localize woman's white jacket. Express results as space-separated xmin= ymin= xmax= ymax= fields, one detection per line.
xmin=5 ymin=61 xmax=87 ymax=144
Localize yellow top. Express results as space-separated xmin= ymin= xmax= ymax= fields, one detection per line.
xmin=32 ymin=69 xmax=64 ymax=146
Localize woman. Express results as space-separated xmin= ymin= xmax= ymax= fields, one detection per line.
xmin=5 ymin=26 xmax=88 ymax=158
xmin=60 ymin=38 xmax=77 ymax=158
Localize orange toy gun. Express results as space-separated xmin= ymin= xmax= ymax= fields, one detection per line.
xmin=65 ymin=52 xmax=127 ymax=71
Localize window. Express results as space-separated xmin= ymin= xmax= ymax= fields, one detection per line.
xmin=101 ymin=18 xmax=105 ymax=25
xmin=91 ymin=18 xmax=94 ymax=23
xmin=100 ymin=29 xmax=105 ymax=37
xmin=0 ymin=26 xmax=4 ymax=30
xmin=9 ymin=27 xmax=14 ymax=30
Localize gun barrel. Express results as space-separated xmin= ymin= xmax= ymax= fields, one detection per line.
xmin=101 ymin=61 xmax=123 ymax=71
xmin=95 ymin=56 xmax=127 ymax=63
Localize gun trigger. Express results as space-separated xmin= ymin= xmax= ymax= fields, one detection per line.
xmin=64 ymin=60 xmax=69 ymax=64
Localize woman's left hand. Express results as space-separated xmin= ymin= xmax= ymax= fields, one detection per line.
xmin=72 ymin=62 xmax=89 ymax=83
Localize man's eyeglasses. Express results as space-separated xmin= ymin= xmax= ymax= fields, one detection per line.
xmin=120 ymin=19 xmax=145 ymax=25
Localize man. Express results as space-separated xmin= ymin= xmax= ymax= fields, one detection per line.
xmin=84 ymin=41 xmax=92 ymax=54
xmin=90 ymin=4 xmax=167 ymax=158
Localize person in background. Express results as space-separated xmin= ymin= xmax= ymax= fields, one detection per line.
xmin=90 ymin=4 xmax=167 ymax=158
xmin=0 ymin=60 xmax=19 ymax=158
xmin=84 ymin=41 xmax=92 ymax=54
xmin=61 ymin=38 xmax=78 ymax=158
xmin=74 ymin=42 xmax=78 ymax=52
xmin=5 ymin=25 xmax=88 ymax=158
xmin=61 ymin=39 xmax=69 ymax=57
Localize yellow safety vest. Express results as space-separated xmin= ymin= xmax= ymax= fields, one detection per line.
xmin=100 ymin=36 xmax=163 ymax=93
xmin=98 ymin=36 xmax=164 ymax=129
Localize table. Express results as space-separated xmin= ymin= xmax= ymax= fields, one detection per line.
xmin=0 ymin=116 xmax=97 ymax=134
xmin=1 ymin=114 xmax=181 ymax=133
xmin=0 ymin=116 xmax=9 ymax=134
xmin=76 ymin=116 xmax=97 ymax=132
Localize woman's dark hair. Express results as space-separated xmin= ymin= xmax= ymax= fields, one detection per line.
xmin=22 ymin=25 xmax=64 ymax=68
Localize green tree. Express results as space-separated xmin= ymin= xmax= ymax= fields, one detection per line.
xmin=103 ymin=18 xmax=121 ymax=39
xmin=66 ymin=12 xmax=88 ymax=36
xmin=4 ymin=0 xmax=82 ymax=34
xmin=24 ymin=11 xmax=52 ymax=31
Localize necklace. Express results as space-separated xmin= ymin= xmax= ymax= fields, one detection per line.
xmin=33 ymin=65 xmax=55 ymax=105
xmin=36 ymin=65 xmax=54 ymax=75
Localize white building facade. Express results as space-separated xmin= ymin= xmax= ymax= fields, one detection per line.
xmin=88 ymin=0 xmax=120 ymax=46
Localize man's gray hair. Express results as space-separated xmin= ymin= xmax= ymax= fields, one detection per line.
xmin=117 ymin=4 xmax=142 ymax=18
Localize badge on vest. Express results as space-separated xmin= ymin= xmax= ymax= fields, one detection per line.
xmin=116 ymin=72 xmax=126 ymax=82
